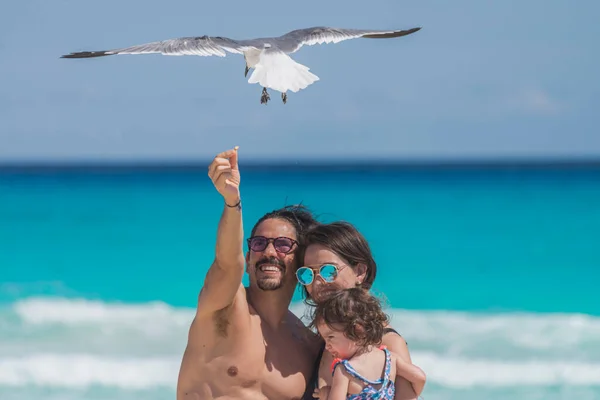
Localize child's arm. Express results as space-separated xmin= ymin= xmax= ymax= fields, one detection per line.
xmin=317 ymin=351 xmax=334 ymax=389
xmin=395 ymin=357 xmax=426 ymax=396
xmin=313 ymin=350 xmax=333 ymax=398
xmin=324 ymin=366 xmax=351 ymax=400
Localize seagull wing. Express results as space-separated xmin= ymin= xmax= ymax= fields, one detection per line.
xmin=281 ymin=26 xmax=421 ymax=51
xmin=60 ymin=35 xmax=257 ymax=58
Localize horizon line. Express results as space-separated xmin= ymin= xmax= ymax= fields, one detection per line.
xmin=1 ymin=156 xmax=600 ymax=172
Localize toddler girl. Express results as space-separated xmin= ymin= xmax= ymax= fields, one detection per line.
xmin=311 ymin=288 xmax=426 ymax=400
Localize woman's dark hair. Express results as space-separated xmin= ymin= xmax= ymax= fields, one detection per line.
xmin=310 ymin=287 xmax=388 ymax=347
xmin=300 ymin=221 xmax=377 ymax=303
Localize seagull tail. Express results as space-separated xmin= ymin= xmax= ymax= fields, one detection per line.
xmin=247 ymin=49 xmax=319 ymax=93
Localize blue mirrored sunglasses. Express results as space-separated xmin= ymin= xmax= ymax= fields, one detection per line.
xmin=296 ymin=264 xmax=339 ymax=286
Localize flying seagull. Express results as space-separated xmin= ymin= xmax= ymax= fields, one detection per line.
xmin=61 ymin=26 xmax=421 ymax=105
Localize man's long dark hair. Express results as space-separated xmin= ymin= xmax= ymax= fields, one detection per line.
xmin=250 ymin=204 xmax=320 ymax=250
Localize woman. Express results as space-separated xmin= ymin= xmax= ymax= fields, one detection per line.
xmin=297 ymin=221 xmax=421 ymax=400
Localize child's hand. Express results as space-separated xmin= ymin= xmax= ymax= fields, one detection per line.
xmin=313 ymin=386 xmax=330 ymax=398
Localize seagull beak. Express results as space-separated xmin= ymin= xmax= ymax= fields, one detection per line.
xmin=244 ymin=65 xmax=249 ymax=77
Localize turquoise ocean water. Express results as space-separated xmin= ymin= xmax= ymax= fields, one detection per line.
xmin=1 ymin=164 xmax=599 ymax=400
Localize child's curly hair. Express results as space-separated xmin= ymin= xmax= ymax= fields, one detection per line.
xmin=310 ymin=287 xmax=389 ymax=347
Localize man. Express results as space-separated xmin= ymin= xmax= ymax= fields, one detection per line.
xmin=177 ymin=146 xmax=323 ymax=400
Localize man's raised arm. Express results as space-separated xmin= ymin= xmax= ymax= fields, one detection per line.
xmin=196 ymin=147 xmax=246 ymax=318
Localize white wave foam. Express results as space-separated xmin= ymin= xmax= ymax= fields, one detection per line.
xmin=3 ymin=297 xmax=600 ymax=390
xmin=0 ymin=354 xmax=178 ymax=389
xmin=2 ymin=297 xmax=193 ymax=357
xmin=291 ymin=303 xmax=600 ymax=360
xmin=13 ymin=297 xmax=193 ymax=326
xmin=413 ymin=351 xmax=600 ymax=388
xmin=385 ymin=308 xmax=600 ymax=352
xmin=0 ymin=352 xmax=599 ymax=390
xmin=6 ymin=298 xmax=600 ymax=359
xmin=15 ymin=297 xmax=600 ymax=347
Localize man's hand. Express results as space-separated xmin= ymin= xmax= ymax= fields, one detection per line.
xmin=208 ymin=146 xmax=240 ymax=206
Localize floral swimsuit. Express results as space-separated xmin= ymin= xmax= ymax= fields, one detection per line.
xmin=330 ymin=346 xmax=395 ymax=400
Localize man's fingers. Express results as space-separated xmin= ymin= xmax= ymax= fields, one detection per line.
xmin=208 ymin=146 xmax=238 ymax=175
xmin=208 ymin=148 xmax=239 ymax=193
xmin=208 ymin=158 xmax=231 ymax=177
xmin=211 ymin=165 xmax=232 ymax=184
xmin=214 ymin=165 xmax=232 ymax=178
xmin=230 ymin=146 xmax=239 ymax=170
xmin=214 ymin=147 xmax=237 ymax=160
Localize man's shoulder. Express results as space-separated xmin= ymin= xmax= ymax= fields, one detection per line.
xmin=286 ymin=310 xmax=323 ymax=352
xmin=191 ymin=285 xmax=253 ymax=339
xmin=286 ymin=309 xmax=311 ymax=332
xmin=197 ymin=283 xmax=249 ymax=314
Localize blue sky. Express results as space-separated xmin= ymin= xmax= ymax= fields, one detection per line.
xmin=0 ymin=0 xmax=598 ymax=162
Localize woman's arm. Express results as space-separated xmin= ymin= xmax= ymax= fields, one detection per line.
xmin=382 ymin=331 xmax=419 ymax=400
xmin=396 ymin=356 xmax=426 ymax=396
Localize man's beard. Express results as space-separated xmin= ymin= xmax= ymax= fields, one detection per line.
xmin=255 ymin=256 xmax=286 ymax=291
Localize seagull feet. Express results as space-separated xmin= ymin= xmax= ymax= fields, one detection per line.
xmin=281 ymin=92 xmax=287 ymax=104
xmin=260 ymin=87 xmax=270 ymax=105
xmin=244 ymin=65 xmax=249 ymax=77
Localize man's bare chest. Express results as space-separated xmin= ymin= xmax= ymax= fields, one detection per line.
xmin=226 ymin=328 xmax=316 ymax=399
xmin=181 ymin=313 xmax=319 ymax=400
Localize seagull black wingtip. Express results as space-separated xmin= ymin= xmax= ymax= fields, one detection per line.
xmin=362 ymin=27 xmax=422 ymax=39
xmin=60 ymin=51 xmax=113 ymax=59
xmin=398 ymin=26 xmax=422 ymax=35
